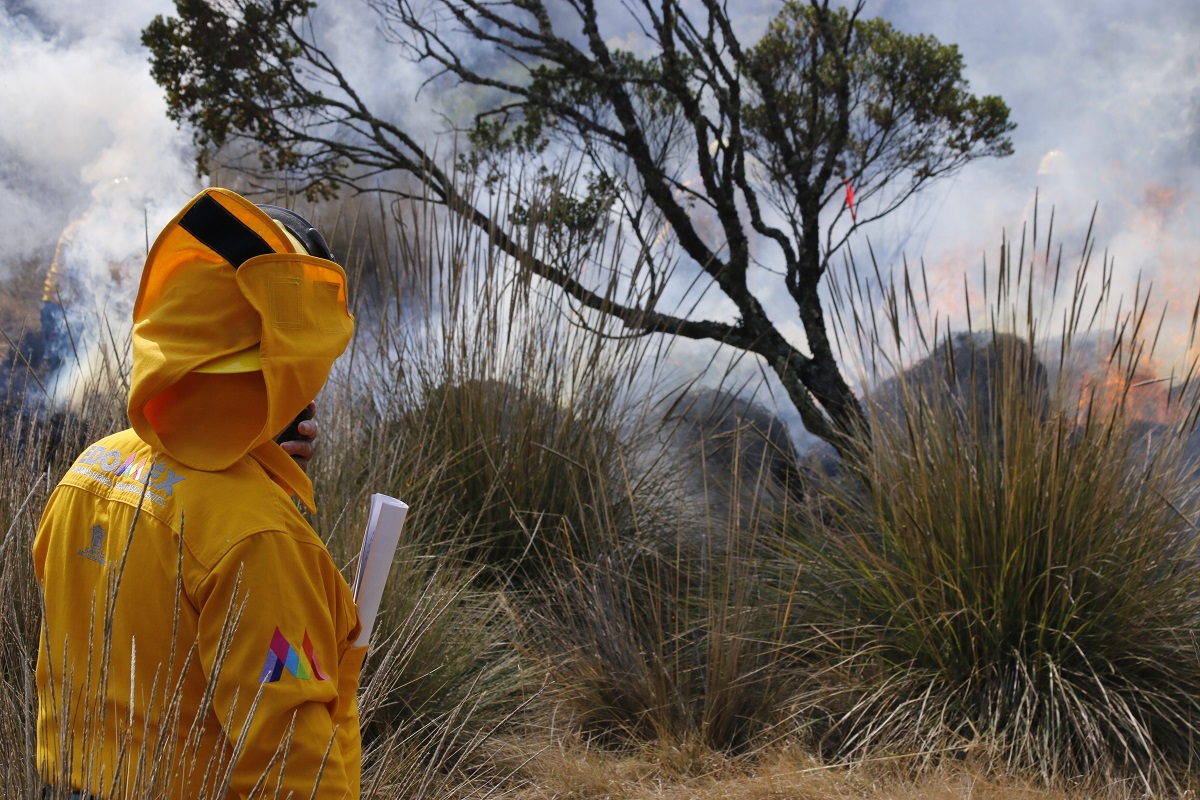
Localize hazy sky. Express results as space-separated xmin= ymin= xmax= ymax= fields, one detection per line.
xmin=1 ymin=0 xmax=1197 ymax=404
xmin=871 ymin=1 xmax=1200 ymax=314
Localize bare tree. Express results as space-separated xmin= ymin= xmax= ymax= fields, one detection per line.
xmin=144 ymin=0 xmax=1014 ymax=453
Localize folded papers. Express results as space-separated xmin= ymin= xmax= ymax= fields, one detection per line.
xmin=351 ymin=493 xmax=409 ymax=647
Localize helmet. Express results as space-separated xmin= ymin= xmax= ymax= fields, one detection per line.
xmin=130 ymin=187 xmax=353 ymax=473
xmin=256 ymin=204 xmax=334 ymax=261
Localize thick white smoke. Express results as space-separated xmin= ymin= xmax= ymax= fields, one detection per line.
xmin=1 ymin=0 xmax=200 ymax=257
xmin=1 ymin=0 xmax=200 ymax=403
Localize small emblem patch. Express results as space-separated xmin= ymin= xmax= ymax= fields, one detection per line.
xmin=77 ymin=524 xmax=107 ymax=566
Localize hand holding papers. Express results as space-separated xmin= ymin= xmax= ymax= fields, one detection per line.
xmin=351 ymin=493 xmax=409 ymax=648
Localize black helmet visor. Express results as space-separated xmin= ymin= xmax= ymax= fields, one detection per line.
xmin=257 ymin=204 xmax=334 ymax=262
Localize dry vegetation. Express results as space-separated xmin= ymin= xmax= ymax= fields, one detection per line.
xmin=3 ymin=192 xmax=1200 ymax=798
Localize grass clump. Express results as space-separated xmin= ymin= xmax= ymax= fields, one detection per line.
xmin=355 ymin=560 xmax=530 ymax=799
xmin=308 ymin=180 xmax=808 ymax=762
xmin=517 ymin=421 xmax=803 ymax=759
xmin=312 ymin=189 xmax=657 ymax=588
xmin=791 ymin=220 xmax=1200 ymax=791
xmin=0 ymin=378 xmax=137 ymax=797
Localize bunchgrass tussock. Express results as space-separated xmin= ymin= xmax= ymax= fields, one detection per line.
xmin=0 ymin=343 xmax=127 ymax=797
xmin=790 ymin=210 xmax=1200 ymax=791
xmin=517 ymin=423 xmax=803 ymax=760
xmin=354 ymin=555 xmax=531 ymax=766
xmin=311 ymin=179 xmax=665 ymax=588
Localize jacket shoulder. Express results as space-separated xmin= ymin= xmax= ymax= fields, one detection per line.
xmin=173 ymin=456 xmax=319 ymax=572
xmin=57 ymin=429 xmax=186 ymax=526
xmin=56 ymin=429 xmax=320 ymax=572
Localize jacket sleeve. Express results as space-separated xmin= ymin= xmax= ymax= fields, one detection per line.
xmin=191 ymin=530 xmax=363 ymax=799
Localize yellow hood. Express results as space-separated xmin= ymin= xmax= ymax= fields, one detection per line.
xmin=129 ymin=188 xmax=354 ymax=472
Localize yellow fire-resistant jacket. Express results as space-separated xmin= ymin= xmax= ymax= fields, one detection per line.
xmin=34 ymin=188 xmax=361 ymax=799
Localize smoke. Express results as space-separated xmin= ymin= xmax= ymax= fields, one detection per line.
xmin=1 ymin=0 xmax=201 ymax=237
xmin=859 ymin=0 xmax=1200 ymax=322
xmin=2 ymin=0 xmax=1197 ymax=423
xmin=0 ymin=0 xmax=200 ymax=403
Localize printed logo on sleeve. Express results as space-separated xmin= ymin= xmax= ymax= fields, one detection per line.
xmin=76 ymin=524 xmax=107 ymax=566
xmin=259 ymin=627 xmax=330 ymax=683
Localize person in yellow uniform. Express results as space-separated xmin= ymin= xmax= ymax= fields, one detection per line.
xmin=33 ymin=188 xmax=364 ymax=799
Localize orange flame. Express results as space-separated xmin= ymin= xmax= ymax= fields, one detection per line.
xmin=1070 ymin=360 xmax=1175 ymax=426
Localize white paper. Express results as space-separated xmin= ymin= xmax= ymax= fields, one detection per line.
xmin=351 ymin=493 xmax=409 ymax=647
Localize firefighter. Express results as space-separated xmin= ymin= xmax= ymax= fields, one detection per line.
xmin=34 ymin=188 xmax=364 ymax=799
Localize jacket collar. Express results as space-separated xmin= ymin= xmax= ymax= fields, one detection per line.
xmin=250 ymin=441 xmax=317 ymax=513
